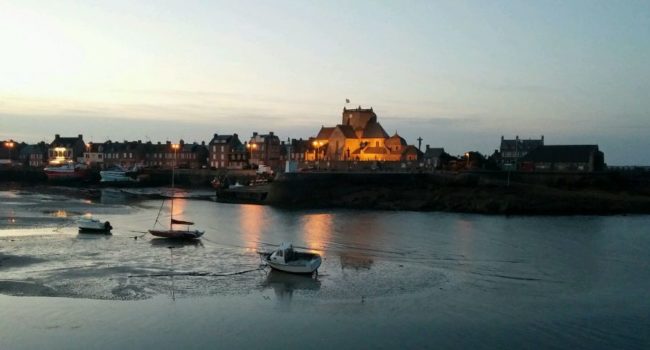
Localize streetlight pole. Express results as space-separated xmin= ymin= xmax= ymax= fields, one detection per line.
xmin=171 ymin=143 xmax=179 ymax=188
xmin=246 ymin=142 xmax=257 ymax=167
xmin=85 ymin=143 xmax=91 ymax=166
xmin=4 ymin=141 xmax=14 ymax=166
xmin=170 ymin=143 xmax=179 ymax=230
xmin=312 ymin=141 xmax=323 ymax=162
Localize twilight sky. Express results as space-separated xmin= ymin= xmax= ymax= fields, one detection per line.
xmin=1 ymin=0 xmax=649 ymax=165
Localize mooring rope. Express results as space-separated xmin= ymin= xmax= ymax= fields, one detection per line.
xmin=127 ymin=265 xmax=267 ymax=278
xmin=152 ymin=198 xmax=166 ymax=228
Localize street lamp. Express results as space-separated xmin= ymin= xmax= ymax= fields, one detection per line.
xmin=171 ymin=143 xmax=180 ymax=188
xmin=4 ymin=141 xmax=14 ymax=166
xmin=85 ymin=143 xmax=91 ymax=165
xmin=464 ymin=152 xmax=470 ymax=169
xmin=171 ymin=143 xmax=180 ymax=167
xmin=246 ymin=143 xmax=257 ymax=166
xmin=312 ymin=141 xmax=323 ymax=161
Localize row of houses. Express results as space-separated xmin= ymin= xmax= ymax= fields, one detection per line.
xmin=1 ymin=135 xmax=210 ymax=170
xmin=1 ymin=108 xmax=606 ymax=173
xmin=497 ymin=135 xmax=605 ymax=172
xmin=2 ymin=132 xmax=299 ymax=171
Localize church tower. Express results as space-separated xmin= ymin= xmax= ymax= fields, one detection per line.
xmin=342 ymin=106 xmax=377 ymax=130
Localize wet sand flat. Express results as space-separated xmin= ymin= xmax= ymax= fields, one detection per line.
xmin=1 ymin=188 xmax=649 ymax=349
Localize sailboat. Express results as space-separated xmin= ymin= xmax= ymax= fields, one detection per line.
xmin=149 ymin=144 xmax=204 ymax=240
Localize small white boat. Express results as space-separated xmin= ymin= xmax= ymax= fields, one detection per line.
xmin=261 ymin=243 xmax=322 ymax=274
xmin=78 ymin=217 xmax=112 ymax=233
xmin=100 ymin=165 xmax=139 ymax=183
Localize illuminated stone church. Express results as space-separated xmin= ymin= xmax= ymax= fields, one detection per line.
xmin=312 ymin=107 xmax=420 ymax=161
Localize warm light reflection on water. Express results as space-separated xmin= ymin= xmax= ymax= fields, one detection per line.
xmin=239 ymin=205 xmax=264 ymax=251
xmin=171 ymin=198 xmax=187 ymax=218
xmin=52 ymin=210 xmax=68 ymax=218
xmin=301 ymin=213 xmax=332 ymax=254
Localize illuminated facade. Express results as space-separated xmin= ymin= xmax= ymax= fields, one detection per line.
xmin=313 ymin=107 xmax=421 ymax=162
xmin=48 ymin=134 xmax=86 ymax=165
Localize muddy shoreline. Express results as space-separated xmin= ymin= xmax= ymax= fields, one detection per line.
xmin=3 ymin=170 xmax=650 ymax=214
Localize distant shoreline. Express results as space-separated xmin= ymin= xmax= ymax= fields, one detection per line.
xmin=267 ymin=172 xmax=650 ymax=215
xmin=2 ymin=169 xmax=650 ymax=215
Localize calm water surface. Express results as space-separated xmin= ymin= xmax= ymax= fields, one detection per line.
xmin=0 ymin=188 xmax=649 ymax=349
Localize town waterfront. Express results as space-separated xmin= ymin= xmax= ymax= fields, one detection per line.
xmin=1 ymin=188 xmax=649 ymax=349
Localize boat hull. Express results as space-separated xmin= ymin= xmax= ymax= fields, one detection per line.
xmin=78 ymin=227 xmax=112 ymax=234
xmin=149 ymin=229 xmax=204 ymax=239
xmin=45 ymin=170 xmax=87 ymax=180
xmin=78 ymin=218 xmax=112 ymax=233
xmin=100 ymin=170 xmax=138 ymax=182
xmin=265 ymin=256 xmax=322 ymax=274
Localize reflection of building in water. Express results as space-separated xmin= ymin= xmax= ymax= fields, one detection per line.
xmin=240 ymin=204 xmax=265 ymax=251
xmin=339 ymin=253 xmax=374 ymax=270
xmin=262 ymin=270 xmax=320 ymax=310
xmin=301 ymin=213 xmax=332 ymax=253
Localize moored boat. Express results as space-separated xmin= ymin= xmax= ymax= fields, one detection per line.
xmin=44 ymin=162 xmax=88 ymax=180
xmin=260 ymin=243 xmax=322 ymax=274
xmin=100 ymin=165 xmax=139 ymax=183
xmin=148 ymin=143 xmax=204 ymax=240
xmin=149 ymin=218 xmax=204 ymax=239
xmin=148 ymin=230 xmax=203 ymax=239
xmin=78 ymin=217 xmax=112 ymax=233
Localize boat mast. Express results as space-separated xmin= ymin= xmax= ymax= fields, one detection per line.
xmin=170 ymin=143 xmax=179 ymax=230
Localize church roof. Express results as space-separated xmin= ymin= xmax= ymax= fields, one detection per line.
xmin=386 ymin=133 xmax=407 ymax=146
xmin=362 ymin=122 xmax=389 ymax=139
xmin=335 ymin=125 xmax=358 ymax=139
xmin=351 ymin=146 xmax=390 ymax=155
xmin=401 ymin=145 xmax=422 ymax=156
xmin=316 ymin=127 xmax=335 ymax=140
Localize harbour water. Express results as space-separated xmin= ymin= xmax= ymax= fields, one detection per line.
xmin=1 ymin=188 xmax=649 ymax=349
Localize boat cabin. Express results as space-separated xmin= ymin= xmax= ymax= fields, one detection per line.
xmin=269 ymin=243 xmax=299 ymax=264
